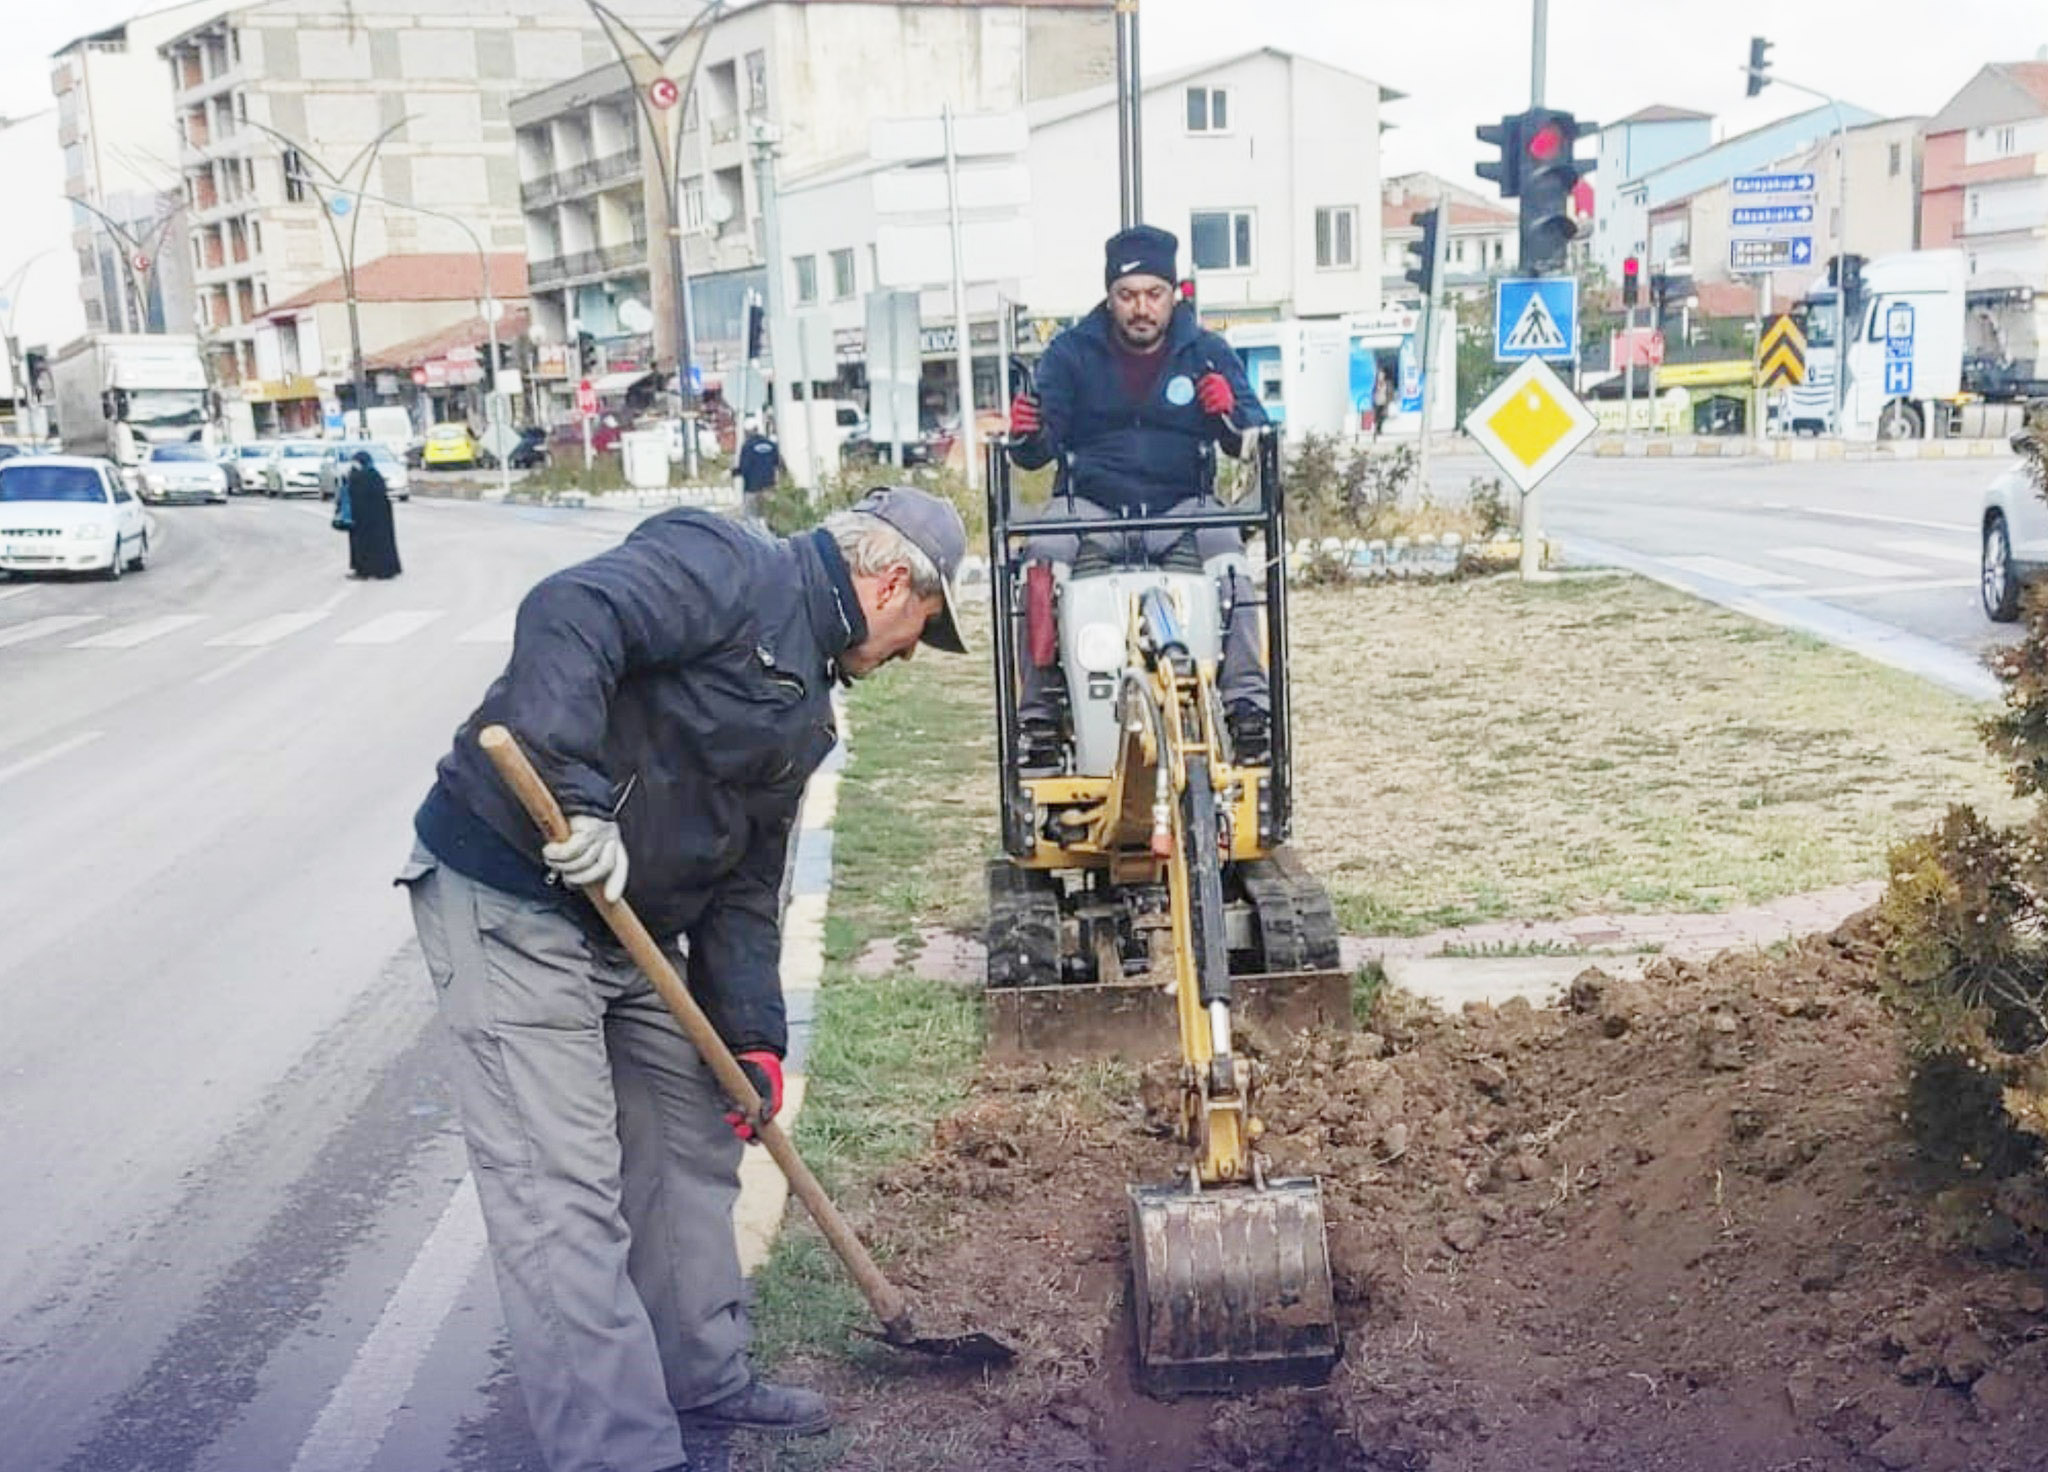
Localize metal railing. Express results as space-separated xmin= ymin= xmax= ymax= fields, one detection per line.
xmin=518 ymin=148 xmax=642 ymax=209
xmin=528 ymin=239 xmax=648 ymax=288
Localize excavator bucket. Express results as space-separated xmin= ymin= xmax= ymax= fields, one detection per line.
xmin=1128 ymin=1176 xmax=1341 ymax=1395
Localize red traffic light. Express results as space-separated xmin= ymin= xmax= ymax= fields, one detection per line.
xmin=1526 ymin=122 xmax=1565 ymax=162
xmin=1623 ymin=256 xmax=1640 ymax=277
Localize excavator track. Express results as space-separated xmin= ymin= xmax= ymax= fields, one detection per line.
xmin=1239 ymin=847 xmax=1343 ymax=974
xmin=984 ymin=861 xmax=1063 ymax=988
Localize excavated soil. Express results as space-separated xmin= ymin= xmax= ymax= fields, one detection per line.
xmin=774 ymin=919 xmax=2048 ymax=1472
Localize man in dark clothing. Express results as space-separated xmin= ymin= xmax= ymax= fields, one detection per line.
xmin=397 ymin=487 xmax=967 ymax=1472
xmin=732 ymin=420 xmax=783 ymax=523
xmin=1006 ymin=225 xmax=1271 ymax=767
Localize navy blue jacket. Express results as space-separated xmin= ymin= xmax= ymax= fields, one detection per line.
xmin=735 ymin=434 xmax=781 ymax=495
xmin=1009 ymin=301 xmax=1266 ymax=511
xmin=415 ymin=512 xmax=858 ymax=1056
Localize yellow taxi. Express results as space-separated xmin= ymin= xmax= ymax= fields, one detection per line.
xmin=420 ymin=422 xmax=490 ymax=470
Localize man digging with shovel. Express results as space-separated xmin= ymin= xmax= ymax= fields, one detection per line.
xmin=397 ymin=487 xmax=969 ymax=1472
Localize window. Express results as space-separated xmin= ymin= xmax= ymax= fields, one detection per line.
xmin=745 ymin=49 xmax=767 ymax=114
xmin=1185 ymin=86 xmax=1229 ymax=133
xmin=682 ymin=89 xmax=699 ymax=133
xmin=250 ymin=218 xmax=261 ymax=255
xmin=683 ymin=177 xmax=705 ymax=231
xmin=282 ymin=149 xmax=307 ymax=203
xmin=1189 ymin=209 xmax=1253 ymax=270
xmin=830 ymin=247 xmax=855 ymax=300
xmin=793 ymin=253 xmax=817 ymax=304
xmin=1492 ymin=238 xmax=1504 ymax=264
xmin=1888 ymin=141 xmax=1902 ymax=177
xmin=1313 ymin=205 xmax=1356 ymax=269
xmin=1996 ymin=125 xmax=2016 ymax=154
xmin=1451 ymin=238 xmax=1467 ymax=266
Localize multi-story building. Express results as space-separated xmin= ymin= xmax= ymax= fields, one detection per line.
xmin=1380 ymin=172 xmax=1517 ymax=301
xmin=510 ymin=0 xmax=1116 ymax=423
xmin=155 ymin=0 xmax=676 ymax=421
xmin=51 ymin=1 xmax=230 ymax=337
xmin=1591 ymin=105 xmax=1712 ymax=276
xmin=1920 ymin=61 xmax=2048 ymax=286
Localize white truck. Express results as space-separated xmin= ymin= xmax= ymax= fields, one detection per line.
xmin=52 ymin=334 xmax=217 ymax=469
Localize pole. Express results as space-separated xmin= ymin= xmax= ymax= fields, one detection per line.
xmin=1754 ymin=274 xmax=1770 ymax=450
xmin=1520 ymin=0 xmax=1549 ymax=581
xmin=1114 ymin=1 xmax=1142 ymax=227
xmin=1413 ymin=201 xmax=1447 ymax=506
xmin=1831 ymin=109 xmax=1848 ymax=436
xmin=944 ymin=105 xmax=977 ymax=494
xmin=666 ymin=169 xmax=700 ymax=480
xmin=1623 ymin=304 xmax=1635 ymax=433
xmin=754 ymin=128 xmax=795 ymax=486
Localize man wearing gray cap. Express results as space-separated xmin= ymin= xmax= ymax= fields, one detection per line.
xmin=397 ymin=487 xmax=966 ymax=1472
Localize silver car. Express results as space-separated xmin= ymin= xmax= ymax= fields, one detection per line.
xmin=1980 ymin=452 xmax=2048 ymax=622
xmin=317 ymin=441 xmax=411 ymax=502
xmin=138 ymin=443 xmax=228 ymax=504
xmin=264 ymin=440 xmax=328 ymax=497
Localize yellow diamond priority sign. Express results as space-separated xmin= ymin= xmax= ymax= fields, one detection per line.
xmin=1464 ymin=357 xmax=1598 ymax=493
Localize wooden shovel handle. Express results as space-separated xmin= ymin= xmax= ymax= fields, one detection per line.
xmin=477 ymin=724 xmax=914 ymax=1337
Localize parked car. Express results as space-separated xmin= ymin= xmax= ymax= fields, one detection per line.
xmin=0 ymin=456 xmax=149 ymax=579
xmin=653 ymin=416 xmax=722 ymax=465
xmin=1981 ymin=451 xmax=2048 ymax=622
xmin=421 ymin=421 xmax=493 ymax=470
xmin=508 ymin=426 xmax=550 ymax=470
xmin=138 ymin=442 xmax=228 ymax=504
xmin=264 ymin=439 xmax=328 ymax=496
xmin=222 ymin=441 xmax=278 ymax=494
xmin=317 ymin=440 xmax=412 ymax=502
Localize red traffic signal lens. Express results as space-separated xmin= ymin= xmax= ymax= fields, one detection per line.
xmin=1623 ymin=256 xmax=1640 ymax=277
xmin=1526 ymin=123 xmax=1564 ymax=162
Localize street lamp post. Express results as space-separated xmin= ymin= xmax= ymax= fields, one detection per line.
xmin=245 ymin=118 xmax=408 ymax=438
xmin=1 ymin=251 xmax=58 ymax=437
xmin=586 ymin=1 xmax=724 ymax=484
xmin=332 ymin=186 xmax=512 ymax=501
xmin=68 ymin=198 xmax=177 ymax=334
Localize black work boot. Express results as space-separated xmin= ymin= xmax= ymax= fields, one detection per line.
xmin=1227 ymin=701 xmax=1270 ymax=765
xmin=679 ymin=1378 xmax=832 ymax=1437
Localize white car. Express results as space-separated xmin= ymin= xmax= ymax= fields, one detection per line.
xmin=223 ymin=441 xmax=279 ymax=494
xmin=139 ymin=442 xmax=228 ymax=504
xmin=317 ymin=440 xmax=411 ymax=502
xmin=0 ymin=457 xmax=149 ymax=580
xmin=265 ymin=440 xmax=328 ymax=496
xmin=1980 ymin=455 xmax=2048 ymax=622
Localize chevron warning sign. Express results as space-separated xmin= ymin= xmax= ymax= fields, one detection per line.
xmin=1757 ymin=314 xmax=1807 ymax=387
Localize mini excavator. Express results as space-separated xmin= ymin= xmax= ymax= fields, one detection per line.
xmin=983 ymin=431 xmax=1347 ymax=1395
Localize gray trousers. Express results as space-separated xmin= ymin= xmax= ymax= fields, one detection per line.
xmin=402 ymin=845 xmax=748 ymax=1472
xmin=1019 ymin=494 xmax=1269 ymax=719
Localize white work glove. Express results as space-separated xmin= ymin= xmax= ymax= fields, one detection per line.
xmin=542 ymin=814 xmax=630 ymax=904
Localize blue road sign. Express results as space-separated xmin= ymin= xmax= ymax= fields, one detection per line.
xmin=1790 ymin=236 xmax=1813 ymax=265
xmin=1733 ymin=172 xmax=1817 ymax=195
xmin=1730 ymin=204 xmax=1814 ymax=227
xmin=1495 ymin=278 xmax=1578 ymax=362
xmin=1729 ymin=236 xmax=1813 ymax=273
xmin=1885 ymin=359 xmax=1913 ymax=395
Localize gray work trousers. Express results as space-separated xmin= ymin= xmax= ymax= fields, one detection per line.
xmin=1018 ymin=494 xmax=1269 ymax=720
xmin=401 ymin=844 xmax=748 ymax=1472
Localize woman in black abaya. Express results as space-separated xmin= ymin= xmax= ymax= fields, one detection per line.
xmin=344 ymin=451 xmax=402 ymax=579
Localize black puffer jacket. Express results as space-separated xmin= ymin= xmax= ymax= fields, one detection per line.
xmin=415 ymin=511 xmax=860 ymax=1055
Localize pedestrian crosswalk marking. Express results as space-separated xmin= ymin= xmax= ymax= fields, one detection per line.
xmin=456 ymin=610 xmax=516 ymax=645
xmin=0 ymin=615 xmax=103 ymax=649
xmin=206 ymin=611 xmax=332 ymax=648
xmin=0 ymin=586 xmax=32 ymax=602
xmin=1769 ymin=546 xmax=1921 ymax=579
xmin=1664 ymin=556 xmax=1802 ymax=589
xmin=1876 ymin=538 xmax=1976 ymax=566
xmin=71 ymin=614 xmax=208 ymax=649
xmin=1503 ymin=293 xmax=1568 ymax=355
xmin=337 ymin=610 xmax=447 ymax=645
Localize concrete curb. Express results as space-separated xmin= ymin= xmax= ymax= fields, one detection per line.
xmin=1587 ymin=435 xmax=2016 ymax=462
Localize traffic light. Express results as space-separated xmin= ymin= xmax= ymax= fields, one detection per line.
xmin=576 ymin=330 xmax=597 ymax=375
xmin=1475 ymin=114 xmax=1525 ymax=199
xmin=1517 ymin=108 xmax=1595 ymax=277
xmin=1745 ymin=36 xmax=1773 ymax=98
xmin=744 ymin=299 xmax=764 ymax=361
xmin=1622 ymin=256 xmax=1640 ymax=308
xmin=1404 ymin=207 xmax=1439 ymax=298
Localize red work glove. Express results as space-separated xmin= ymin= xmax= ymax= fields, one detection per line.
xmin=1196 ymin=372 xmax=1235 ymax=416
xmin=1008 ymin=392 xmax=1042 ymax=438
xmin=725 ymin=1049 xmax=784 ymax=1143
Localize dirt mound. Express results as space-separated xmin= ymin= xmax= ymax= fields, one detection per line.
xmin=781 ymin=922 xmax=2048 ymax=1472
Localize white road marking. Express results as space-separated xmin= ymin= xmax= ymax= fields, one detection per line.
xmin=335 ymin=610 xmax=446 ymax=645
xmin=1662 ymin=556 xmax=1802 ymax=588
xmin=70 ymin=614 xmax=208 ymax=648
xmin=1759 ymin=502 xmax=1976 ymax=534
xmin=0 ymin=586 xmax=33 ymax=601
xmin=0 ymin=614 xmax=104 ymax=649
xmin=1770 ymin=546 xmax=1923 ymax=579
xmin=196 ymin=647 xmax=274 ymax=686
xmin=1765 ymin=576 xmax=1978 ymax=599
xmin=287 ymin=1176 xmax=488 ymax=1472
xmin=0 ymin=730 xmax=104 ymax=787
xmin=206 ymin=610 xmax=332 ymax=647
xmin=455 ymin=609 xmax=516 ymax=644
xmin=1877 ymin=538 xmax=1978 ymax=566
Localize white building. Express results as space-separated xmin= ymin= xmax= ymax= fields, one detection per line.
xmin=0 ymin=111 xmax=89 ymax=409
xmin=1380 ymin=172 xmax=1518 ymax=301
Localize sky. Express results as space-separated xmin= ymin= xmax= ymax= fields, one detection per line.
xmin=6 ymin=0 xmax=2046 ymax=188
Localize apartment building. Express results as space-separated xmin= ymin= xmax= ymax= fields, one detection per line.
xmin=1920 ymin=62 xmax=2048 ymax=287
xmin=51 ymin=1 xmax=230 ymax=337
xmin=1380 ymin=173 xmax=1518 ymax=301
xmin=509 ymin=0 xmax=1115 ymax=421
xmin=155 ymin=0 xmax=675 ymax=416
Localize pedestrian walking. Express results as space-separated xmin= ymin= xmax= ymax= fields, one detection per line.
xmin=396 ymin=487 xmax=970 ymax=1472
xmin=342 ymin=450 xmax=401 ymax=579
xmin=732 ymin=418 xmax=783 ymax=524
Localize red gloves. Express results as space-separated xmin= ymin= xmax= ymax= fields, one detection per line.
xmin=726 ymin=1050 xmax=784 ymax=1143
xmin=1196 ymin=372 xmax=1235 ymax=416
xmin=1009 ymin=392 xmax=1042 ymax=438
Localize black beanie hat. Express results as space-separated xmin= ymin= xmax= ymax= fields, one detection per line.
xmin=1104 ymin=224 xmax=1178 ymax=289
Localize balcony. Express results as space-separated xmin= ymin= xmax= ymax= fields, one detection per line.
xmin=709 ymin=116 xmax=740 ymax=146
xmin=527 ymin=238 xmax=649 ymax=289
xmin=519 ymin=148 xmax=643 ymax=211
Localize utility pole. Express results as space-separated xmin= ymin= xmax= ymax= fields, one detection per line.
xmin=1413 ymin=203 xmax=1448 ymax=504
xmin=1114 ymin=0 xmax=1143 ymax=227
xmin=753 ymin=125 xmax=797 ymax=484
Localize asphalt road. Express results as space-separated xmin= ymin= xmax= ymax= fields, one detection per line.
xmin=0 ymin=495 xmax=642 ymax=1472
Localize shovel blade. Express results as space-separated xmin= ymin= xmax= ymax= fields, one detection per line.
xmin=1128 ymin=1177 xmax=1341 ymax=1396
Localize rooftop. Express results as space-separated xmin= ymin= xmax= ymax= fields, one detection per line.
xmin=1610 ymin=104 xmax=1713 ymax=127
xmin=365 ymin=307 xmax=534 ymax=371
xmin=267 ymin=253 xmax=528 ymax=314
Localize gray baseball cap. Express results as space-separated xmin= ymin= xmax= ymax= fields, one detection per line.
xmin=853 ymin=484 xmax=970 ymax=653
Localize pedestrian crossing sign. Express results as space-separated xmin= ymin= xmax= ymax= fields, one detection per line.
xmin=1465 ymin=357 xmax=1597 ymax=492
xmin=1495 ymin=278 xmax=1578 ymax=363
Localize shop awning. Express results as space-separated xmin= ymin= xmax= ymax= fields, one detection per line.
xmin=592 ymin=369 xmax=657 ymax=396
